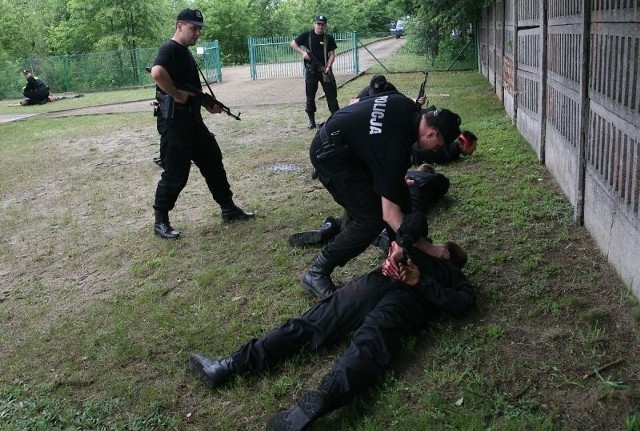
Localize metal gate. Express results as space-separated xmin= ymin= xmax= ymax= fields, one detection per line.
xmin=247 ymin=32 xmax=358 ymax=80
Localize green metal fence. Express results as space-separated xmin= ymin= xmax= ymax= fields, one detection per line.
xmin=247 ymin=32 xmax=358 ymax=80
xmin=0 ymin=40 xmax=222 ymax=100
xmin=247 ymin=31 xmax=476 ymax=80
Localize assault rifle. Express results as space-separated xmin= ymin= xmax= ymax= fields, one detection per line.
xmin=305 ymin=49 xmax=335 ymax=83
xmin=183 ymin=83 xmax=241 ymax=121
xmin=417 ymin=71 xmax=429 ymax=108
xmin=145 ymin=66 xmax=241 ymax=121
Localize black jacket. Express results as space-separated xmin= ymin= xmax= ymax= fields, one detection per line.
xmin=23 ymin=76 xmax=50 ymax=102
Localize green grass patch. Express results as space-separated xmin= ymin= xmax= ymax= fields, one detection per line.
xmin=1 ymin=66 xmax=638 ymax=431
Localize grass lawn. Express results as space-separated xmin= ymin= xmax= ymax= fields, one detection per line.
xmin=1 ymin=68 xmax=639 ymax=431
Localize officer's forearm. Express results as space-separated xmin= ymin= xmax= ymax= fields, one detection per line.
xmin=381 ymin=197 xmax=403 ymax=232
xmin=290 ymin=41 xmax=305 ymax=57
xmin=151 ymin=66 xmax=179 ymax=99
xmin=326 ymin=51 xmax=336 ymax=68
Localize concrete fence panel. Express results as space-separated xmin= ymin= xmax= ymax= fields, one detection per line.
xmin=516 ymin=26 xmax=543 ymax=156
xmin=503 ymin=0 xmax=517 ymax=119
xmin=478 ymin=0 xmax=640 ymax=296
xmin=495 ymin=1 xmax=506 ymax=101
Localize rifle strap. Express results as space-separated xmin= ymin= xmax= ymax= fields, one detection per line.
xmin=308 ymin=31 xmax=314 ymax=69
xmin=323 ymin=33 xmax=328 ymax=66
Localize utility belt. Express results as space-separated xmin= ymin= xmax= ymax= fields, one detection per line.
xmin=305 ymin=65 xmax=335 ymax=83
xmin=153 ymin=91 xmax=174 ymax=118
xmin=153 ymin=92 xmax=199 ymax=118
xmin=314 ymin=125 xmax=349 ymax=161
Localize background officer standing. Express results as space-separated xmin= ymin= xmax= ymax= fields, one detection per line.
xmin=150 ymin=8 xmax=254 ymax=239
xmin=290 ymin=15 xmax=339 ymax=129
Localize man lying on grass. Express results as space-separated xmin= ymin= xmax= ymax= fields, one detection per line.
xmin=189 ymin=213 xmax=477 ymax=431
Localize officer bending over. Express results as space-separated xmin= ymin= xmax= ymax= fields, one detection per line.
xmin=300 ymin=91 xmax=462 ymax=298
xmin=20 ymin=70 xmax=56 ymax=105
xmin=349 ymin=74 xmax=426 ymax=107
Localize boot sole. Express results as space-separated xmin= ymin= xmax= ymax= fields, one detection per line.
xmin=288 ymin=231 xmax=323 ymax=247
xmin=266 ymin=406 xmax=313 ymax=431
xmin=189 ymin=354 xmax=215 ymax=389
xmin=266 ymin=390 xmax=326 ymax=431
xmin=154 ymin=229 xmax=180 ymax=239
xmin=221 ymin=215 xmax=256 ymax=223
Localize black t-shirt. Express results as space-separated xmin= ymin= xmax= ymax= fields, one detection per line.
xmin=406 ymin=171 xmax=450 ymax=213
xmin=153 ymin=40 xmax=201 ymax=96
xmin=294 ymin=30 xmax=337 ymax=67
xmin=23 ymin=76 xmax=50 ymax=100
xmin=318 ymin=92 xmax=421 ymax=209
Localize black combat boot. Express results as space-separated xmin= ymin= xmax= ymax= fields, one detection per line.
xmin=154 ymin=210 xmax=180 ymax=239
xmin=301 ymin=252 xmax=336 ymax=299
xmin=189 ymin=353 xmax=236 ymax=390
xmin=306 ymin=113 xmax=316 ymax=129
xmin=221 ymin=204 xmax=255 ymax=222
xmin=265 ymin=390 xmax=329 ymax=431
xmin=288 ymin=217 xmax=341 ymax=247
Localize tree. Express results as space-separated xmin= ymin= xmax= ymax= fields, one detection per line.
xmin=48 ymin=0 xmax=176 ymax=54
xmin=403 ymin=0 xmax=494 ymax=60
xmin=0 ymin=0 xmax=61 ymax=58
xmin=199 ymin=0 xmax=261 ymax=64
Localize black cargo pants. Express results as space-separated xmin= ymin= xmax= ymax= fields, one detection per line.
xmin=229 ymin=271 xmax=426 ymax=407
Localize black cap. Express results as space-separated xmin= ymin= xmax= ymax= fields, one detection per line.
xmin=315 ymin=15 xmax=327 ymax=24
xmin=370 ymin=74 xmax=387 ymax=91
xmin=177 ymin=9 xmax=206 ymax=28
xmin=426 ymin=108 xmax=462 ymax=145
xmin=22 ymin=69 xmax=32 ymax=75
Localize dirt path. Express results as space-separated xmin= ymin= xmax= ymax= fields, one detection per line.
xmin=42 ymin=37 xmax=405 ymax=118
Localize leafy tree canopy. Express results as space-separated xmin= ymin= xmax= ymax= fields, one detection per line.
xmin=0 ymin=0 xmax=488 ymax=64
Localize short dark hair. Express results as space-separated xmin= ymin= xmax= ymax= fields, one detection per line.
xmin=370 ymin=74 xmax=388 ymax=92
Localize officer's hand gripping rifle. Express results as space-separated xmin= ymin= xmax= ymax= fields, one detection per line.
xmin=305 ymin=49 xmax=335 ymax=83
xmin=145 ymin=66 xmax=241 ymax=121
xmin=416 ymin=71 xmax=429 ymax=108
xmin=183 ymin=83 xmax=241 ymax=121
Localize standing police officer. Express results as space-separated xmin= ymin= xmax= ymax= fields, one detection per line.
xmin=290 ymin=15 xmax=339 ymax=129
xmin=302 ymin=92 xmax=462 ymax=297
xmin=150 ymin=9 xmax=254 ymax=239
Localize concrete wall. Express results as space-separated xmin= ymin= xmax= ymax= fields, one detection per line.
xmin=478 ymin=0 xmax=640 ymax=297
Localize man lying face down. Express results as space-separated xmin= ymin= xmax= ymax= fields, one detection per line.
xmin=189 ymin=212 xmax=477 ymax=431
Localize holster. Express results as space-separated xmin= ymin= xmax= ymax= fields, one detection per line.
xmin=156 ymin=91 xmax=175 ymax=119
xmin=322 ymin=70 xmax=335 ymax=83
xmin=315 ymin=127 xmax=348 ymax=161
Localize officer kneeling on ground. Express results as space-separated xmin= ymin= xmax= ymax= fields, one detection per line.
xmin=20 ymin=70 xmax=57 ymax=105
xmin=189 ymin=212 xmax=477 ymax=431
